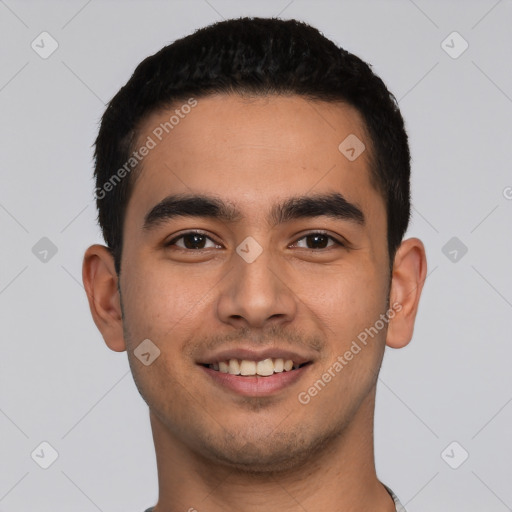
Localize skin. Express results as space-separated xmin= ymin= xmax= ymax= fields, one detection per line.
xmin=82 ymin=94 xmax=427 ymax=512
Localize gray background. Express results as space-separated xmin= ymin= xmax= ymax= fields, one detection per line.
xmin=1 ymin=0 xmax=511 ymax=510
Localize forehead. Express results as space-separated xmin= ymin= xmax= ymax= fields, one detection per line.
xmin=126 ymin=94 xmax=383 ymax=228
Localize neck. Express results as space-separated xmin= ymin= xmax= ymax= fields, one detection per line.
xmin=149 ymin=387 xmax=395 ymax=512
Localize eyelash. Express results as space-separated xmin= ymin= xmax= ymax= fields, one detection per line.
xmin=165 ymin=230 xmax=346 ymax=251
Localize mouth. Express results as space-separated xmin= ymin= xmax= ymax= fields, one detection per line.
xmin=200 ymin=358 xmax=313 ymax=377
xmin=198 ymin=356 xmax=314 ymax=397
xmin=197 ymin=347 xmax=316 ymax=396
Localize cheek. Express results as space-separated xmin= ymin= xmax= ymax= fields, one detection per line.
xmin=309 ymin=263 xmax=388 ymax=336
xmin=120 ymin=257 xmax=216 ymax=347
xmin=303 ymin=269 xmax=388 ymax=414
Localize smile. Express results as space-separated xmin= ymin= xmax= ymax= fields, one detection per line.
xmin=201 ymin=357 xmax=311 ymax=377
xmin=199 ymin=359 xmax=313 ymax=397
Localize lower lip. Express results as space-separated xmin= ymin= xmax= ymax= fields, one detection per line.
xmin=199 ymin=364 xmax=311 ymax=396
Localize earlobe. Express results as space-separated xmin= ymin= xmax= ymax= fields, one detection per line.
xmin=82 ymin=244 xmax=126 ymax=352
xmin=386 ymin=238 xmax=427 ymax=349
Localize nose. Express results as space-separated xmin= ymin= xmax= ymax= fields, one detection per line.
xmin=216 ymin=241 xmax=297 ymax=330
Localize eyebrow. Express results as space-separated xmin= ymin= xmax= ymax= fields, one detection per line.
xmin=142 ymin=192 xmax=365 ymax=231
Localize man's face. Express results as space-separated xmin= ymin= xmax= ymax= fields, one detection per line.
xmin=119 ymin=94 xmax=390 ymax=471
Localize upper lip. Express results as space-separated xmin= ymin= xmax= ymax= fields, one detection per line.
xmin=197 ymin=346 xmax=316 ymax=366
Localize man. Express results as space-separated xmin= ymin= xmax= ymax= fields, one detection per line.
xmin=82 ymin=17 xmax=426 ymax=512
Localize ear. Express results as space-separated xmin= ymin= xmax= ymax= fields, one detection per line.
xmin=82 ymin=244 xmax=126 ymax=352
xmin=386 ymin=237 xmax=427 ymax=349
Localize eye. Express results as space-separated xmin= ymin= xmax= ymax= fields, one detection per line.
xmin=291 ymin=232 xmax=345 ymax=250
xmin=165 ymin=231 xmax=221 ymax=250
xmin=165 ymin=231 xmax=346 ymax=252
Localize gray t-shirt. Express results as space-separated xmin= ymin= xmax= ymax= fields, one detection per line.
xmin=144 ymin=484 xmax=407 ymax=511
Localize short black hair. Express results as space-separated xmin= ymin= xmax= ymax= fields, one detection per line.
xmin=93 ymin=17 xmax=411 ymax=275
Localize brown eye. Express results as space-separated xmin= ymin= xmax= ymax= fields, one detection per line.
xmin=292 ymin=232 xmax=344 ymax=250
xmin=166 ymin=232 xmax=220 ymax=250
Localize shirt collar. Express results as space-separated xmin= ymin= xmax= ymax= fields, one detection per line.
xmin=383 ymin=484 xmax=408 ymax=512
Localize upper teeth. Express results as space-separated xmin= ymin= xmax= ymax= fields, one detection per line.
xmin=210 ymin=358 xmax=298 ymax=376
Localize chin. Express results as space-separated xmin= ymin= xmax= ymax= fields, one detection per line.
xmin=207 ymin=447 xmax=308 ymax=475
xmin=195 ymin=427 xmax=339 ymax=476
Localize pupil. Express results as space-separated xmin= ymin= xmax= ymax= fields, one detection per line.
xmin=185 ymin=234 xmax=205 ymax=249
xmin=308 ymin=234 xmax=327 ymax=249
